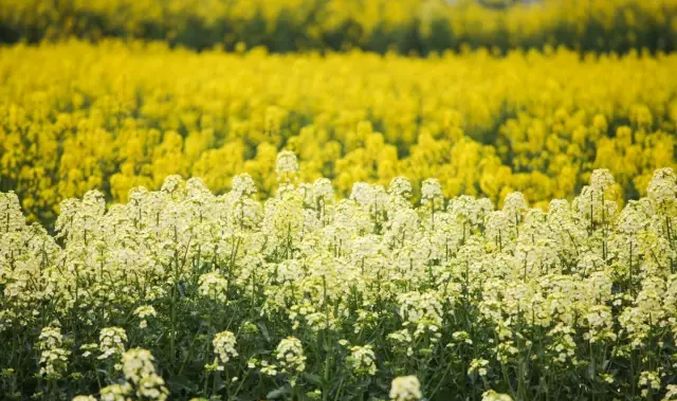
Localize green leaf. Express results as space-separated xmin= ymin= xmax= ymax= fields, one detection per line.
xmin=266 ymin=384 xmax=291 ymax=399
xmin=302 ymin=372 xmax=322 ymax=386
xmin=257 ymin=321 xmax=271 ymax=343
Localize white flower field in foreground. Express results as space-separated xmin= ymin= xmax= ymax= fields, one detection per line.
xmin=1 ymin=154 xmax=675 ymax=401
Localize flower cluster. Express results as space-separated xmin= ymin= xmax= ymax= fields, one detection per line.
xmin=346 ymin=345 xmax=377 ymax=377
xmin=481 ymin=390 xmax=513 ymax=401
xmin=389 ymin=375 xmax=422 ymax=401
xmin=119 ymin=348 xmax=169 ymax=401
xmin=133 ymin=306 xmax=157 ymax=329
xmin=197 ymin=272 xmax=229 ymax=303
xmin=98 ymin=327 xmax=127 ymax=361
xmin=275 ymin=336 xmax=307 ymax=376
xmin=210 ymin=330 xmax=238 ymax=371
xmin=37 ymin=325 xmax=70 ymax=379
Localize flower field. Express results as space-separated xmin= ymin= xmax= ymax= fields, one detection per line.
xmin=1 ymin=41 xmax=675 ymax=224
xmin=1 ymin=157 xmax=676 ymax=400
xmin=1 ymin=1 xmax=677 ymax=401
xmin=1 ymin=0 xmax=674 ymax=53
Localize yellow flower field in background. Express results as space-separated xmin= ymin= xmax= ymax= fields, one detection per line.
xmin=0 ymin=0 xmax=674 ymax=54
xmin=0 ymin=40 xmax=674 ymax=224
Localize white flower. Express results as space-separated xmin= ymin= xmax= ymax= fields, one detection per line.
xmin=663 ymin=384 xmax=677 ymax=401
xmin=39 ymin=347 xmax=70 ymax=378
xmin=198 ymin=271 xmax=229 ymax=303
xmin=502 ymin=192 xmax=527 ymax=216
xmin=38 ymin=326 xmax=70 ymax=378
xmin=121 ymin=348 xmax=168 ymax=401
xmin=452 ymin=331 xmax=473 ymax=345
xmin=275 ymin=336 xmax=306 ymax=375
xmin=72 ymin=396 xmax=97 ymax=401
xmin=276 ymin=150 xmax=299 ymax=176
xmin=389 ymin=375 xmax=422 ymax=401
xmin=481 ymin=389 xmax=514 ymax=401
xmin=122 ymin=348 xmax=157 ymax=383
xmin=312 ymin=178 xmax=334 ymax=201
xmin=38 ymin=326 xmax=64 ymax=350
xmin=98 ymin=327 xmax=128 ymax=360
xmin=647 ymin=167 xmax=675 ymax=205
xmin=160 ymin=175 xmax=185 ymax=196
xmin=590 ymin=169 xmax=615 ymax=191
xmin=231 ymin=173 xmax=257 ymax=197
xmin=638 ymin=370 xmax=662 ymax=397
xmin=100 ymin=383 xmax=132 ymax=401
xmin=212 ymin=330 xmax=238 ymax=370
xmin=133 ymin=306 xmax=157 ymax=329
xmin=0 ymin=191 xmax=25 ymax=233
xmin=421 ymin=178 xmax=443 ymax=204
xmin=389 ymin=176 xmax=413 ymax=199
xmin=350 ymin=182 xmax=387 ymax=210
xmin=468 ymin=358 xmax=490 ymax=377
xmin=397 ymin=291 xmax=444 ymax=337
xmin=346 ymin=345 xmax=377 ymax=376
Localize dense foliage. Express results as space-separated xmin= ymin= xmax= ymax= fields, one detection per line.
xmin=0 ymin=156 xmax=675 ymax=400
xmin=1 ymin=41 xmax=675 ymax=226
xmin=0 ymin=0 xmax=674 ymax=54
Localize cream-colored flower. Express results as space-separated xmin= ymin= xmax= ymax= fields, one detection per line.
xmin=389 ymin=375 xmax=422 ymax=401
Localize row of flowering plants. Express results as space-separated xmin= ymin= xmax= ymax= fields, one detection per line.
xmin=1 ymin=0 xmax=673 ymax=53
xmin=2 ymin=41 xmax=675 ymax=224
xmin=0 ymin=152 xmax=675 ymax=401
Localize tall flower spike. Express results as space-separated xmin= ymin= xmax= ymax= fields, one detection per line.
xmin=197 ymin=271 xmax=229 ymax=303
xmin=121 ymin=348 xmax=168 ymax=401
xmin=312 ymin=178 xmax=334 ymax=202
xmin=37 ymin=326 xmax=70 ymax=379
xmin=98 ymin=327 xmax=128 ymax=360
xmin=276 ymin=150 xmax=299 ymax=177
xmin=421 ymin=178 xmax=443 ymax=205
xmin=275 ymin=336 xmax=306 ymax=375
xmin=161 ymin=175 xmax=185 ymax=197
xmin=389 ymin=176 xmax=413 ymax=199
xmin=0 ymin=191 xmax=25 ymax=233
xmin=231 ymin=173 xmax=257 ymax=197
xmin=590 ymin=169 xmax=615 ymax=192
xmin=647 ymin=167 xmax=676 ymax=205
xmin=212 ymin=330 xmax=238 ymax=371
xmin=347 ymin=345 xmax=377 ymax=376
